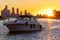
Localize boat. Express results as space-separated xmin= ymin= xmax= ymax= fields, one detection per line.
xmin=3 ymin=15 xmax=42 ymax=32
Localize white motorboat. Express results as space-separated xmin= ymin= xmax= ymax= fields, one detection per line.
xmin=4 ymin=15 xmax=42 ymax=32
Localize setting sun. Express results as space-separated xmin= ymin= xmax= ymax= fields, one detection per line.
xmin=44 ymin=9 xmax=53 ymax=16
xmin=35 ymin=8 xmax=54 ymax=16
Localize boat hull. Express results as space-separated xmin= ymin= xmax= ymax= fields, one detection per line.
xmin=4 ymin=24 xmax=42 ymax=32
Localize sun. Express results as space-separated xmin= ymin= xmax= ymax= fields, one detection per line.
xmin=44 ymin=9 xmax=53 ymax=16
xmin=41 ymin=8 xmax=53 ymax=16
xmin=36 ymin=8 xmax=54 ymax=17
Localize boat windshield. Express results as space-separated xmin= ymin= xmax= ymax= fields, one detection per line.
xmin=24 ymin=17 xmax=30 ymax=20
xmin=18 ymin=17 xmax=36 ymax=21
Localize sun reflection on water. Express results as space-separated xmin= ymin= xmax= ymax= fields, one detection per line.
xmin=48 ymin=19 xmax=53 ymax=30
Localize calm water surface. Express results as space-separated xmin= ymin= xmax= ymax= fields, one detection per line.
xmin=0 ymin=18 xmax=60 ymax=40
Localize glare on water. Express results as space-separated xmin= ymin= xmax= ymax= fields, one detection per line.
xmin=48 ymin=19 xmax=53 ymax=30
xmin=37 ymin=18 xmax=60 ymax=40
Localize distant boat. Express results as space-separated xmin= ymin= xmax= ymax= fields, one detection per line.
xmin=3 ymin=15 xmax=42 ymax=32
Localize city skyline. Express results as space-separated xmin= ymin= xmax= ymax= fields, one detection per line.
xmin=1 ymin=5 xmax=32 ymax=18
xmin=0 ymin=0 xmax=60 ymax=16
xmin=0 ymin=5 xmax=60 ymax=16
xmin=1 ymin=5 xmax=60 ymax=19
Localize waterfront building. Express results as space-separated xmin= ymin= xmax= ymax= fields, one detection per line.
xmin=53 ymin=10 xmax=60 ymax=18
xmin=1 ymin=5 xmax=10 ymax=18
xmin=11 ymin=7 xmax=16 ymax=17
xmin=24 ymin=10 xmax=28 ymax=15
xmin=16 ymin=8 xmax=19 ymax=17
xmin=20 ymin=11 xmax=23 ymax=16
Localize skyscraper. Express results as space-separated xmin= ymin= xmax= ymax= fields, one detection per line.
xmin=53 ymin=10 xmax=60 ymax=18
xmin=1 ymin=5 xmax=10 ymax=18
xmin=16 ymin=8 xmax=19 ymax=17
xmin=11 ymin=7 xmax=16 ymax=17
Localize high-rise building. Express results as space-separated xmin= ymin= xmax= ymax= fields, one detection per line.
xmin=11 ymin=7 xmax=16 ymax=17
xmin=24 ymin=10 xmax=28 ymax=15
xmin=1 ymin=5 xmax=10 ymax=18
xmin=20 ymin=11 xmax=22 ymax=16
xmin=16 ymin=8 xmax=19 ymax=17
xmin=53 ymin=10 xmax=60 ymax=18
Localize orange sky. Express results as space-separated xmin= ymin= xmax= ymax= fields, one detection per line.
xmin=0 ymin=0 xmax=60 ymax=16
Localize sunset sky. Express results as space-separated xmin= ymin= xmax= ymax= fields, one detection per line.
xmin=0 ymin=0 xmax=60 ymax=16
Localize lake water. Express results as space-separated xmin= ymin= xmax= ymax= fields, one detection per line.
xmin=0 ymin=18 xmax=60 ymax=40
